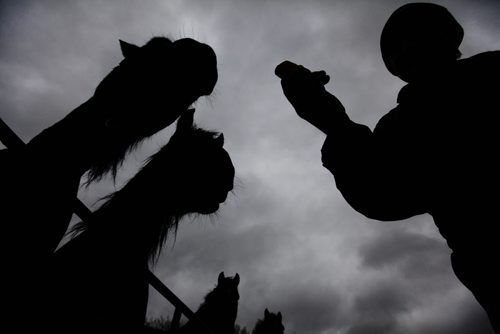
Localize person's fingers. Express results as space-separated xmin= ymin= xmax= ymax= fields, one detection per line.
xmin=311 ymin=71 xmax=330 ymax=85
xmin=275 ymin=60 xmax=299 ymax=79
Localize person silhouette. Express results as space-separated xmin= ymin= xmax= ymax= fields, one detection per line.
xmin=276 ymin=3 xmax=499 ymax=332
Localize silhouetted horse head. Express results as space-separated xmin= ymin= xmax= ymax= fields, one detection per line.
xmin=204 ymin=271 xmax=240 ymax=312
xmin=178 ymin=271 xmax=240 ymax=334
xmin=139 ymin=108 xmax=234 ymax=217
xmin=253 ymin=308 xmax=285 ymax=334
xmin=87 ymin=36 xmax=218 ymax=183
xmin=71 ymin=109 xmax=234 ymax=262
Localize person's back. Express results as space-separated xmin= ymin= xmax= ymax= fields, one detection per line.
xmin=368 ymin=50 xmax=500 ymax=250
xmin=416 ymin=51 xmax=500 ymax=330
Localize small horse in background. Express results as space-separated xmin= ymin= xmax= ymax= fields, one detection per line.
xmin=252 ymin=309 xmax=285 ymax=334
xmin=39 ymin=109 xmax=234 ymax=333
xmin=175 ymin=272 xmax=240 ymax=334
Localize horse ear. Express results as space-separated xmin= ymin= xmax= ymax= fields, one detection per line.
xmin=176 ymin=109 xmax=195 ymax=133
xmin=265 ymin=308 xmax=270 ymax=317
xmin=218 ymin=271 xmax=225 ymax=284
xmin=278 ymin=312 xmax=282 ymax=321
xmin=119 ymin=39 xmax=140 ymax=58
xmin=234 ymin=273 xmax=240 ymax=285
xmin=215 ymin=133 xmax=224 ymax=147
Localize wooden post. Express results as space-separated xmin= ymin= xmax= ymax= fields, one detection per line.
xmin=170 ymin=307 xmax=183 ymax=332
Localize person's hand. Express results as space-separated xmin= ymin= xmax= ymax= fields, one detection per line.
xmin=275 ymin=60 xmax=339 ymax=134
xmin=275 ymin=60 xmax=330 ymax=86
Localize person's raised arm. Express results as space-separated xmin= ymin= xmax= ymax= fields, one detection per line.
xmin=275 ymin=60 xmax=349 ymax=135
xmin=275 ymin=61 xmax=427 ymax=221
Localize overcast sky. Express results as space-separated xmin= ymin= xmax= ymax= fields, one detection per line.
xmin=1 ymin=0 xmax=499 ymax=333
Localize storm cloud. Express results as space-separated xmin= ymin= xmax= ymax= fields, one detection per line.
xmin=1 ymin=0 xmax=499 ymax=333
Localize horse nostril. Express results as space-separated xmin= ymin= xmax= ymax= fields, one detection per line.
xmin=199 ymin=71 xmax=218 ymax=96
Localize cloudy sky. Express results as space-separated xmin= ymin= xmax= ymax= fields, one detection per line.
xmin=1 ymin=0 xmax=499 ymax=333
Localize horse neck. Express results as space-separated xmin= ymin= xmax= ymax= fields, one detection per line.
xmin=81 ymin=194 xmax=178 ymax=261
xmin=193 ymin=292 xmax=238 ymax=333
xmin=253 ymin=321 xmax=265 ymax=334
xmin=27 ymin=97 xmax=104 ymax=177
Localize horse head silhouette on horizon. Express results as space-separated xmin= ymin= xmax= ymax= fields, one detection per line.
xmin=176 ymin=271 xmax=240 ymax=334
xmin=252 ymin=308 xmax=285 ymax=334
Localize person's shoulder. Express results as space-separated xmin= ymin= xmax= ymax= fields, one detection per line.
xmin=466 ymin=50 xmax=500 ymax=60
xmin=457 ymin=51 xmax=500 ymax=72
xmin=374 ymin=104 xmax=406 ymax=135
xmin=455 ymin=51 xmax=500 ymax=93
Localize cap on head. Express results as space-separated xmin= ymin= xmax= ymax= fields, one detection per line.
xmin=380 ymin=3 xmax=463 ymax=82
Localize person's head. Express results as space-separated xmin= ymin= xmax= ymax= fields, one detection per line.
xmin=380 ymin=3 xmax=463 ymax=83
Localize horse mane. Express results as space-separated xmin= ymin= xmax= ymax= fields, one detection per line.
xmin=85 ymin=37 xmax=175 ymax=185
xmin=179 ymin=272 xmax=239 ymax=334
xmin=84 ymin=129 xmax=149 ymax=186
xmin=199 ymin=279 xmax=236 ymax=309
xmin=253 ymin=318 xmax=270 ymax=334
xmin=70 ymin=118 xmax=222 ymax=264
xmin=197 ymin=277 xmax=238 ymax=313
xmin=253 ymin=318 xmax=265 ymax=333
